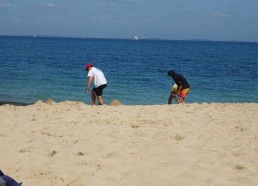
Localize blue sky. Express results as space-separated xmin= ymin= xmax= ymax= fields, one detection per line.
xmin=1 ymin=0 xmax=258 ymax=41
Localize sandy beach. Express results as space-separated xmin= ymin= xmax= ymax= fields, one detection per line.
xmin=1 ymin=101 xmax=258 ymax=186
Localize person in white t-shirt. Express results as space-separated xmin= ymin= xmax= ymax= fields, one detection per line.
xmin=85 ymin=64 xmax=107 ymax=105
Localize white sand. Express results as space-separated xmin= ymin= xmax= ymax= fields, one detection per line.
xmin=0 ymin=101 xmax=258 ymax=186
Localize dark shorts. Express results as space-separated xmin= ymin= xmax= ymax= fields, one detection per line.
xmin=93 ymin=84 xmax=107 ymax=96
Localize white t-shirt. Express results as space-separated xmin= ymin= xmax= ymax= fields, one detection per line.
xmin=88 ymin=67 xmax=107 ymax=88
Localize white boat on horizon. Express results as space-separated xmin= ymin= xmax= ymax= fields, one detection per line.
xmin=133 ymin=36 xmax=139 ymax=40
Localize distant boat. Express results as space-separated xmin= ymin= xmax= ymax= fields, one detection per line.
xmin=133 ymin=36 xmax=138 ymax=40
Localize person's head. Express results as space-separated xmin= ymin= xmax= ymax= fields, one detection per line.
xmin=167 ymin=70 xmax=176 ymax=77
xmin=85 ymin=64 xmax=93 ymax=71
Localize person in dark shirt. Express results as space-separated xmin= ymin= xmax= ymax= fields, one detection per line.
xmin=167 ymin=70 xmax=190 ymax=104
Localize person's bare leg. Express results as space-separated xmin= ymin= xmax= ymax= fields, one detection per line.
xmin=168 ymin=92 xmax=174 ymax=104
xmin=178 ymin=96 xmax=184 ymax=103
xmin=175 ymin=95 xmax=180 ymax=103
xmin=91 ymin=90 xmax=96 ymax=105
xmin=97 ymin=96 xmax=104 ymax=105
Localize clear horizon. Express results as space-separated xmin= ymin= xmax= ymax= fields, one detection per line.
xmin=1 ymin=34 xmax=258 ymax=43
xmin=1 ymin=0 xmax=258 ymax=42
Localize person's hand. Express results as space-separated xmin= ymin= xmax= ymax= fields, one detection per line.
xmin=86 ymin=88 xmax=89 ymax=95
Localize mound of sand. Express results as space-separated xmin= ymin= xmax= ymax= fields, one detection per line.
xmin=109 ymin=99 xmax=122 ymax=106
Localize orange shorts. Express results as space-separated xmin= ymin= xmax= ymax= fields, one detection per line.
xmin=180 ymin=88 xmax=190 ymax=100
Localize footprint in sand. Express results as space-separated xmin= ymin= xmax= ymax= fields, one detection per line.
xmin=175 ymin=133 xmax=184 ymax=141
xmin=77 ymin=152 xmax=84 ymax=156
xmin=49 ymin=150 xmax=57 ymax=157
xmin=236 ymin=164 xmax=244 ymax=170
xmin=131 ymin=124 xmax=140 ymax=128
xmin=19 ymin=149 xmax=30 ymax=153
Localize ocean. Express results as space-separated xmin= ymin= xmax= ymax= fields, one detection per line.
xmin=0 ymin=36 xmax=258 ymax=105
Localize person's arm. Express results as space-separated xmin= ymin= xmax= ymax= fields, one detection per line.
xmin=86 ymin=76 xmax=93 ymax=94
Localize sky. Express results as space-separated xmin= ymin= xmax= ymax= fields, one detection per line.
xmin=0 ymin=0 xmax=258 ymax=42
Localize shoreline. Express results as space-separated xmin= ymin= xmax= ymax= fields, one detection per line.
xmin=1 ymin=99 xmax=257 ymax=107
xmin=1 ymin=102 xmax=258 ymax=185
xmin=0 ymin=101 xmax=33 ymax=106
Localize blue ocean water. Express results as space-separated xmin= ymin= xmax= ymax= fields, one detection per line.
xmin=0 ymin=36 xmax=258 ymax=105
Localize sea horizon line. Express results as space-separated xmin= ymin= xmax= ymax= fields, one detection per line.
xmin=0 ymin=34 xmax=257 ymax=43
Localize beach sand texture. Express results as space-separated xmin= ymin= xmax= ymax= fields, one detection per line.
xmin=1 ymin=101 xmax=258 ymax=186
